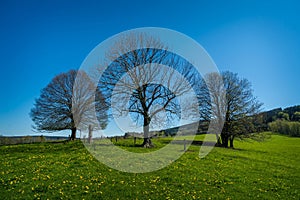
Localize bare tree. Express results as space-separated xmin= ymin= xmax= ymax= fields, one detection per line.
xmin=30 ymin=70 xmax=108 ymax=140
xmin=198 ymin=71 xmax=263 ymax=148
xmin=197 ymin=72 xmax=227 ymax=144
xmin=99 ymin=33 xmax=197 ymax=147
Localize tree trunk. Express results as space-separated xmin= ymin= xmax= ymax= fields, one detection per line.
xmin=221 ymin=133 xmax=229 ymax=148
xmin=88 ymin=125 xmax=93 ymax=144
xmin=221 ymin=122 xmax=230 ymax=148
xmin=70 ymin=127 xmax=76 ymax=140
xmin=142 ymin=116 xmax=153 ymax=148
xmin=229 ymin=136 xmax=234 ymax=148
xmin=216 ymin=134 xmax=222 ymax=146
xmin=142 ymin=137 xmax=153 ymax=148
xmin=223 ymin=136 xmax=229 ymax=148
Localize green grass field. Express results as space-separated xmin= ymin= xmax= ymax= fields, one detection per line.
xmin=0 ymin=133 xmax=299 ymax=199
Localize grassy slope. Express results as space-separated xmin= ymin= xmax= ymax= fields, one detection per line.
xmin=0 ymin=133 xmax=299 ymax=199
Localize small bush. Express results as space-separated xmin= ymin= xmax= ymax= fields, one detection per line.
xmin=269 ymin=120 xmax=300 ymax=137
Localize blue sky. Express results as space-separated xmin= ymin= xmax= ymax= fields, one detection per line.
xmin=0 ymin=0 xmax=299 ymax=136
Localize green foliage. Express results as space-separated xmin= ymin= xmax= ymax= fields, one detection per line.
xmin=283 ymin=105 xmax=300 ymax=120
xmin=293 ymin=111 xmax=300 ymax=121
xmin=269 ymin=120 xmax=300 ymax=137
xmin=277 ymin=112 xmax=290 ymax=121
xmin=262 ymin=105 xmax=300 ymax=124
xmin=262 ymin=108 xmax=282 ymax=123
xmin=0 ymin=134 xmax=299 ymax=199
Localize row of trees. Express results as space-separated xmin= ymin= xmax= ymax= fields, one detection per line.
xmin=30 ymin=33 xmax=263 ymax=148
xmin=264 ymin=105 xmax=300 ymax=137
xmin=269 ymin=120 xmax=300 ymax=137
xmin=263 ymin=105 xmax=300 ymax=123
xmin=280 ymin=105 xmax=300 ymax=121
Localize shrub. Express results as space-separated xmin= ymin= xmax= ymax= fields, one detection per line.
xmin=269 ymin=120 xmax=300 ymax=137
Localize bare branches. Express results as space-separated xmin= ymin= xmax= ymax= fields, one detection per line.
xmin=30 ymin=70 xmax=108 ymax=139
xmin=98 ymin=33 xmax=197 ymax=145
xmin=198 ymin=71 xmax=263 ymax=147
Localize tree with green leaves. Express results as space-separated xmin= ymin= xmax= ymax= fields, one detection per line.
xmin=293 ymin=111 xmax=300 ymax=121
xmin=277 ymin=111 xmax=290 ymax=121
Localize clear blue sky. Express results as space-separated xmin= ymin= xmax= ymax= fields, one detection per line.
xmin=0 ymin=0 xmax=299 ymax=136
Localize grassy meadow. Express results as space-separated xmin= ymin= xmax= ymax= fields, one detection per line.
xmin=0 ymin=133 xmax=299 ymax=199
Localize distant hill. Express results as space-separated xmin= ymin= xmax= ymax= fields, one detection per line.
xmin=262 ymin=105 xmax=300 ymax=122
xmin=151 ymin=105 xmax=300 ymax=137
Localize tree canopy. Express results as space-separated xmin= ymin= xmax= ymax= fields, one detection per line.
xmin=30 ymin=70 xmax=108 ymax=140
xmin=198 ymin=71 xmax=263 ymax=148
xmin=99 ymin=33 xmax=198 ymax=147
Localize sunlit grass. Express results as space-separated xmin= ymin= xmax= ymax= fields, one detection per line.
xmin=0 ymin=133 xmax=299 ymax=199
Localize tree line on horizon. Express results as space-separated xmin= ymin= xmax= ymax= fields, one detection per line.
xmin=264 ymin=105 xmax=300 ymax=137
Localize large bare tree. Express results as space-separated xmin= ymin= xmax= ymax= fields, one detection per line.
xmin=198 ymin=71 xmax=263 ymax=148
xmin=30 ymin=70 xmax=108 ymax=140
xmin=99 ymin=33 xmax=197 ymax=147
